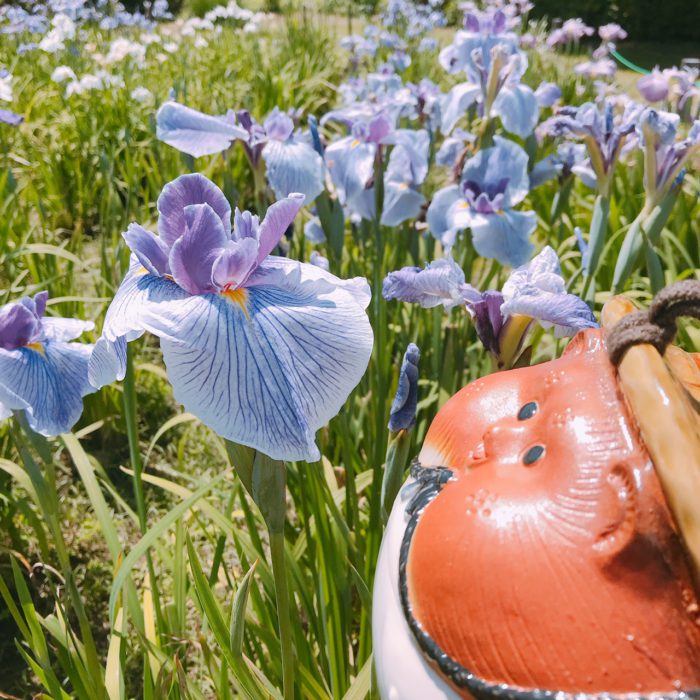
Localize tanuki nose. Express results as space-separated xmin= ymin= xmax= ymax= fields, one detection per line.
xmin=479 ymin=420 xmax=532 ymax=465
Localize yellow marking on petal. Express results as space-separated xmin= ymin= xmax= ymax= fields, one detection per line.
xmin=26 ymin=342 xmax=45 ymax=355
xmin=221 ymin=287 xmax=250 ymax=320
xmin=136 ymin=266 xmax=149 ymax=275
xmin=351 ymin=138 xmax=361 ymax=148
xmin=398 ymin=182 xmax=409 ymax=190
xmin=458 ymin=201 xmax=470 ymax=209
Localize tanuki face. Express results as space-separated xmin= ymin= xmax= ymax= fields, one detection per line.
xmin=405 ymin=329 xmax=700 ymax=696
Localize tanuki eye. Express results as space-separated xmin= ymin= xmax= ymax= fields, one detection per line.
xmin=523 ymin=445 xmax=545 ymax=465
xmin=517 ymin=401 xmax=538 ymax=421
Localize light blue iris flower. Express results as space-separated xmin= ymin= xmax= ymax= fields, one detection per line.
xmin=0 ymin=291 xmax=95 ymax=435
xmin=325 ymin=111 xmax=429 ymax=226
xmin=438 ymin=10 xmax=538 ymax=138
xmin=89 ymin=174 xmax=373 ymax=462
xmin=156 ymin=101 xmax=325 ymax=203
xmin=427 ymin=137 xmax=536 ymax=266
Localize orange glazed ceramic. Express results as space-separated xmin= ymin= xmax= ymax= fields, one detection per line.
xmin=374 ymin=319 xmax=700 ymax=700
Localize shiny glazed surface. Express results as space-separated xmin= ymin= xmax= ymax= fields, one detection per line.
xmin=407 ymin=329 xmax=700 ymax=694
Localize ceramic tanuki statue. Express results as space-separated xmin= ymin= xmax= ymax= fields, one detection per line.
xmin=374 ymin=293 xmax=700 ymax=700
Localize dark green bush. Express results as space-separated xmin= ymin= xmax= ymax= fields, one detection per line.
xmin=530 ymin=0 xmax=700 ymax=42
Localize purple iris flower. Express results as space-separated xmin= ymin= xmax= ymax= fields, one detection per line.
xmin=382 ymin=256 xmax=479 ymax=309
xmin=89 ymin=174 xmax=373 ymax=462
xmin=500 ymin=246 xmax=598 ymax=337
xmin=156 ymin=102 xmax=325 ymax=203
xmin=637 ymin=68 xmax=670 ymax=103
xmin=426 ymin=137 xmax=536 ymax=267
xmin=534 ymin=81 xmax=562 ymax=108
xmin=0 ymin=292 xmax=95 ymax=435
xmin=538 ymin=100 xmax=642 ymax=194
xmin=388 ymin=343 xmax=420 ymax=433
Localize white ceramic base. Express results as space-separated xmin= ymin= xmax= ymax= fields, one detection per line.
xmin=372 ymin=479 xmax=462 ymax=700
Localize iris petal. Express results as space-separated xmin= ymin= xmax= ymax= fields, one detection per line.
xmin=158 ymin=173 xmax=231 ymax=247
xmin=123 ymin=223 xmax=170 ymax=275
xmin=470 ymin=209 xmax=536 ymax=268
xmin=255 ymin=193 xmax=306 ymax=264
xmin=91 ymin=258 xmax=373 ymax=461
xmin=0 ymin=341 xmax=95 ymax=436
xmin=169 ymin=203 xmax=228 ymax=295
xmin=262 ymin=139 xmax=324 ymax=203
xmin=492 ymin=83 xmax=539 ymax=138
xmin=156 ymin=101 xmax=248 ymax=158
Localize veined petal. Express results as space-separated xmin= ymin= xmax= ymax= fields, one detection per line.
xmin=501 ymin=286 xmax=598 ymax=337
xmin=156 ymin=257 xmax=373 ymax=461
xmin=262 ymin=139 xmax=324 ymax=202
xmin=169 ymin=203 xmax=228 ymax=295
xmin=470 ymin=209 xmax=536 ymax=267
xmin=156 ymin=101 xmax=247 ymax=158
xmin=0 ymin=341 xmax=95 ymax=436
xmin=256 ymin=193 xmax=306 ymax=264
xmin=123 ymin=223 xmax=170 ymax=275
xmin=157 ymin=173 xmax=231 ymax=246
xmin=88 ymin=263 xmax=189 ymax=388
xmin=492 ymin=83 xmax=539 ymax=138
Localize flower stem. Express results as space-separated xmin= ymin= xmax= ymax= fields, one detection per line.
xmin=123 ymin=346 xmax=164 ymax=630
xmin=269 ymin=529 xmax=294 ymax=700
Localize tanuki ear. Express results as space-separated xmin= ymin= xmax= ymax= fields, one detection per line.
xmin=593 ymin=462 xmax=638 ymax=560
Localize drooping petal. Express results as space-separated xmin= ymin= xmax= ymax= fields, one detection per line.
xmin=325 ymin=136 xmax=376 ymax=204
xmin=123 ymin=223 xmax=170 ymax=275
xmin=156 ymin=101 xmax=248 ymax=158
xmin=426 ymin=185 xmax=463 ymax=246
xmin=255 ymin=193 xmax=306 ymax=264
xmin=381 ymin=181 xmax=425 ymax=227
xmin=262 ymin=138 xmax=325 ymax=202
xmin=169 ymin=203 xmax=228 ymax=295
xmin=211 ymin=238 xmax=259 ymax=290
xmin=440 ymin=82 xmax=480 ymax=135
xmin=470 ymin=209 xmax=536 ymax=267
xmin=383 ymin=257 xmax=478 ymax=309
xmin=491 ymin=83 xmax=539 ymax=138
xmin=157 ymin=257 xmax=373 ymax=461
xmin=384 ymin=129 xmax=430 ymax=184
xmin=157 ymin=173 xmax=231 ymax=246
xmin=500 ymin=285 xmax=598 ymax=337
xmin=0 ymin=341 xmax=95 ymax=436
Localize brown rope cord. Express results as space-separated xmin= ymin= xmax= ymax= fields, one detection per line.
xmin=607 ymin=280 xmax=700 ymax=367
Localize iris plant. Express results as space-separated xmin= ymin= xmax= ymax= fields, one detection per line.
xmin=157 ymin=102 xmax=325 ymax=203
xmin=427 ymin=136 xmax=536 ymax=266
xmin=90 ymin=174 xmax=373 ymax=462
xmin=384 ymin=247 xmax=596 ymax=369
xmin=0 ymin=292 xmax=95 ymax=435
